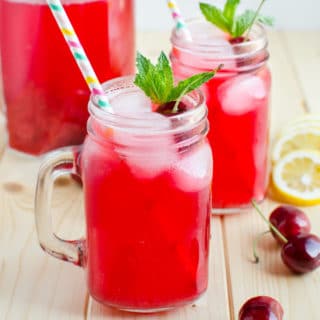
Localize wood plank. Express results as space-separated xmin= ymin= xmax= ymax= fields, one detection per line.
xmin=266 ymin=32 xmax=309 ymax=138
xmin=281 ymin=31 xmax=320 ymax=113
xmin=223 ymin=31 xmax=320 ymax=319
xmin=87 ymin=217 xmax=230 ymax=319
xmin=0 ymin=150 xmax=87 ymax=319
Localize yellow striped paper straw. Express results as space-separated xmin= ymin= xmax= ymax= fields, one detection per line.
xmin=167 ymin=0 xmax=192 ymax=41
xmin=46 ymin=0 xmax=111 ymax=110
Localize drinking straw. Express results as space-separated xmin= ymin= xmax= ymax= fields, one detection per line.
xmin=46 ymin=0 xmax=110 ymax=109
xmin=166 ymin=0 xmax=192 ymax=41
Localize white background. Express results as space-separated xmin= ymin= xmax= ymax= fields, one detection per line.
xmin=136 ymin=0 xmax=320 ymax=31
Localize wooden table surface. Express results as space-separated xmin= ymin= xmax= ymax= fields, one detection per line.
xmin=0 ymin=31 xmax=319 ymax=320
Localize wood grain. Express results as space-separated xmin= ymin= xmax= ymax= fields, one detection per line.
xmin=267 ymin=32 xmax=308 ymax=138
xmin=281 ymin=31 xmax=320 ymax=113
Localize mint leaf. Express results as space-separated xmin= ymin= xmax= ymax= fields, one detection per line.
xmin=168 ymin=71 xmax=216 ymax=102
xmin=135 ymin=52 xmax=158 ymax=102
xmin=223 ymin=0 xmax=240 ymax=23
xmin=134 ymin=52 xmax=217 ymax=109
xmin=199 ymin=3 xmax=230 ymax=34
xmin=134 ymin=52 xmax=173 ymax=104
xmin=257 ymin=15 xmax=275 ymax=26
xmin=234 ymin=10 xmax=255 ymax=38
xmin=199 ymin=0 xmax=274 ymax=39
xmin=234 ymin=10 xmax=274 ymax=38
xmin=155 ymin=52 xmax=174 ymax=102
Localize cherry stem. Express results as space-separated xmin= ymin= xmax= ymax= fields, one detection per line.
xmin=253 ymin=230 xmax=271 ymax=263
xmin=251 ymin=200 xmax=288 ymax=244
xmin=244 ymin=0 xmax=266 ymax=41
xmin=172 ymin=88 xmax=188 ymax=114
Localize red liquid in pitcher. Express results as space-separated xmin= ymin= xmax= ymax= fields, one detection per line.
xmin=0 ymin=0 xmax=134 ymax=154
xmin=81 ymin=116 xmax=212 ymax=310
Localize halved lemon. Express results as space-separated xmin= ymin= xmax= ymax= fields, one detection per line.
xmin=272 ymin=150 xmax=320 ymax=206
xmin=272 ymin=127 xmax=320 ymax=163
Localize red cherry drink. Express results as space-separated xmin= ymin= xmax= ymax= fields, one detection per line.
xmin=0 ymin=0 xmax=134 ymax=155
xmin=80 ymin=77 xmax=212 ymax=310
xmin=171 ymin=20 xmax=271 ymax=211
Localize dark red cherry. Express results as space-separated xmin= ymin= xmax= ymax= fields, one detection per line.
xmin=156 ymin=101 xmax=188 ymax=117
xmin=229 ymin=36 xmax=245 ymax=44
xmin=239 ymin=296 xmax=284 ymax=320
xmin=269 ymin=206 xmax=311 ymax=244
xmin=281 ymin=233 xmax=320 ymax=273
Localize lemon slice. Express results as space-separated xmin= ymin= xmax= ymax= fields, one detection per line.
xmin=272 ymin=128 xmax=320 ymax=163
xmin=272 ymin=150 xmax=320 ymax=206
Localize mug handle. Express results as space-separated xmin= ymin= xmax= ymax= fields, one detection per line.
xmin=35 ymin=146 xmax=85 ymax=267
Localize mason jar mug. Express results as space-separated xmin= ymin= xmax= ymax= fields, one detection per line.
xmin=34 ymin=76 xmax=213 ymax=312
xmin=171 ymin=19 xmax=271 ymax=213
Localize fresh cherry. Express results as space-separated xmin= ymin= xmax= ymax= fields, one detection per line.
xmin=269 ymin=205 xmax=311 ymax=244
xmin=239 ymin=296 xmax=284 ymax=320
xmin=252 ymin=200 xmax=320 ymax=274
xmin=281 ymin=233 xmax=320 ymax=274
xmin=156 ymin=101 xmax=188 ymax=117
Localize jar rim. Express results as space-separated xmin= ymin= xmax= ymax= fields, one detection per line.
xmin=88 ymin=76 xmax=207 ymax=135
xmin=171 ymin=18 xmax=268 ymax=58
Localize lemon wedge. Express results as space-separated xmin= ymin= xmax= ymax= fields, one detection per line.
xmin=272 ymin=150 xmax=320 ymax=206
xmin=272 ymin=128 xmax=320 ymax=163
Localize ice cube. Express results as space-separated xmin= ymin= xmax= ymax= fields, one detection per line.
xmin=111 ymin=91 xmax=152 ymax=116
xmin=127 ymin=143 xmax=177 ymax=179
xmin=173 ymin=142 xmax=213 ymax=192
xmin=218 ymin=75 xmax=267 ymax=115
xmin=113 ymin=112 xmax=177 ymax=179
xmin=112 ymin=112 xmax=171 ymax=147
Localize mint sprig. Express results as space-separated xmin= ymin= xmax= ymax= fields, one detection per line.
xmin=199 ymin=0 xmax=274 ymax=39
xmin=134 ymin=52 xmax=218 ymax=108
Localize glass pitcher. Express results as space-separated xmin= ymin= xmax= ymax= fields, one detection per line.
xmin=0 ymin=0 xmax=135 ymax=155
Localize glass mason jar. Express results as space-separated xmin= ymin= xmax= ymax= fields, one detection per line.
xmin=171 ymin=19 xmax=271 ymax=213
xmin=34 ymin=76 xmax=213 ymax=312
xmin=0 ymin=0 xmax=135 ymax=155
